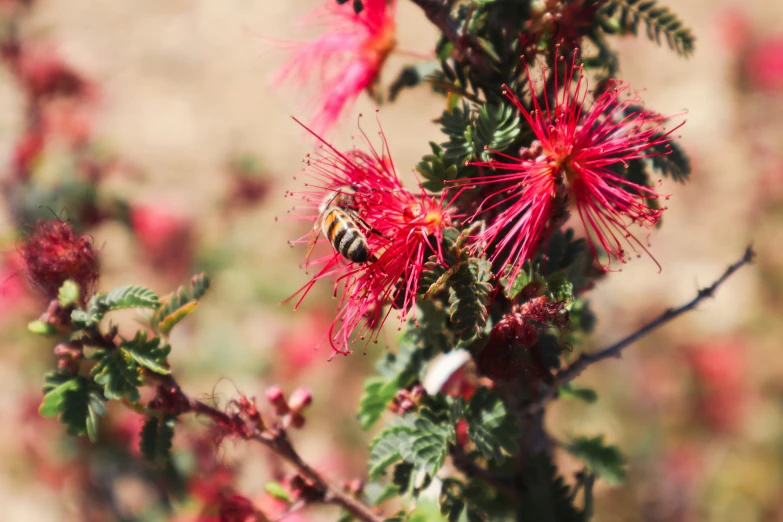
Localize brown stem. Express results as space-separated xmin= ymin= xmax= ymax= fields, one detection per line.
xmin=526 ymin=246 xmax=755 ymax=414
xmin=150 ymin=374 xmax=384 ymax=522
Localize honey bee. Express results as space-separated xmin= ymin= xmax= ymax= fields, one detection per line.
xmin=306 ymin=190 xmax=373 ymax=266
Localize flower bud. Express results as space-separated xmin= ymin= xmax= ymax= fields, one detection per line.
xmin=265 ymin=386 xmax=289 ymax=415
xmin=288 ymin=412 xmax=306 ymax=430
xmin=287 ymin=387 xmax=313 ymax=414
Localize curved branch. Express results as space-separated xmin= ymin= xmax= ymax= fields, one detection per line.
xmin=151 ymin=374 xmax=384 ymax=522
xmin=527 ymin=246 xmax=755 ymax=414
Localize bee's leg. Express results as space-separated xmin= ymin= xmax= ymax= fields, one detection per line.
xmin=304 ymin=219 xmax=323 ymax=273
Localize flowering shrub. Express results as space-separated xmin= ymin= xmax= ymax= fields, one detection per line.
xmin=3 ymin=0 xmax=759 ymax=521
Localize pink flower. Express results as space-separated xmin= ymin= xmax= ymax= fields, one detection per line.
xmin=130 ymin=205 xmax=194 ymax=279
xmin=284 ymin=117 xmax=451 ymax=357
xmin=0 ymin=252 xmax=30 ymax=317
xmin=270 ymin=0 xmax=396 ymax=134
xmin=467 ymin=53 xmax=683 ymax=283
xmin=686 ymin=340 xmax=748 ymax=433
xmin=12 ymin=45 xmax=96 ymax=102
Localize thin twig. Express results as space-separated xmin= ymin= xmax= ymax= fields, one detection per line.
xmin=151 ymin=374 xmax=384 ymax=522
xmin=526 ymin=246 xmax=756 ymax=414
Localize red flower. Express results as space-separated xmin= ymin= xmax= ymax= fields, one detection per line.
xmin=270 ymin=0 xmax=396 ymax=134
xmin=467 ymin=52 xmax=683 ymax=284
xmin=284 ymin=117 xmax=451 ymax=357
xmin=19 ymin=219 xmax=99 ymax=301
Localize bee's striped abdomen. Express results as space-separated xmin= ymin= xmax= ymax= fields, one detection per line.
xmin=322 ymin=209 xmax=370 ymax=263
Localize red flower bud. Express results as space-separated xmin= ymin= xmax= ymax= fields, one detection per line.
xmin=264 ymin=386 xmax=289 ymax=415
xmin=19 ymin=220 xmax=99 ymax=302
xmin=288 ymin=387 xmax=313 ymax=414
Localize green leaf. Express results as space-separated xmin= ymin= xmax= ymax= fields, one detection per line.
xmin=140 ymin=414 xmax=176 ymax=462
xmin=415 ymin=143 xmax=460 ymax=193
xmin=152 ymin=273 xmax=210 ymax=335
xmin=559 ymin=383 xmax=598 ymax=404
xmin=464 ymin=388 xmax=520 ymax=463
xmin=438 ymin=103 xmax=476 ymax=163
xmin=649 ymin=137 xmax=691 ymax=182
xmin=122 ymin=331 xmax=171 ymax=375
xmin=103 ymin=285 xmax=160 ymax=310
xmin=264 ymin=481 xmax=291 ymax=503
xmin=71 ymin=284 xmax=160 ymax=329
xmin=369 ymin=484 xmax=400 ymax=506
xmin=389 ymin=62 xmax=438 ymax=102
xmin=369 ymin=424 xmax=414 ymax=479
xmin=500 ymin=261 xmax=541 ymax=300
xmin=91 ymin=332 xmax=169 ymax=402
xmin=598 ymin=0 xmax=695 ymax=56
xmin=545 ymin=272 xmax=574 ymax=304
xmin=474 ymin=103 xmax=520 ymax=160
xmin=407 ymin=408 xmax=456 ymax=475
xmin=91 ymin=349 xmax=143 ymax=402
xmin=448 ymin=257 xmax=493 ymax=343
xmin=440 ymin=479 xmax=466 ymax=522
xmin=475 ymin=37 xmax=501 ymax=63
xmin=360 ymin=321 xmax=446 ymax=430
xmin=39 ymin=375 xmax=81 ymax=417
xmin=392 ymin=462 xmax=415 ymax=493
xmin=28 ymin=320 xmax=57 ymax=336
xmin=358 ymin=377 xmax=399 ymax=430
xmin=565 ymin=436 xmax=628 ymax=485
xmin=517 ymin=453 xmax=588 ymax=522
xmin=337 ymin=511 xmax=354 ymax=522
xmin=41 ymin=373 xmax=106 ymax=441
xmin=58 ymin=279 xmax=80 ymax=307
xmin=156 ymin=302 xmax=199 ymax=334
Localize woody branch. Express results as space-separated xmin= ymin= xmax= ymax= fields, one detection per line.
xmin=526 ymin=246 xmax=756 ymax=414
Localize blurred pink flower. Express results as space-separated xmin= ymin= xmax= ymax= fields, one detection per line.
xmin=10 ymin=128 xmax=44 ymax=179
xmin=270 ymin=0 xmax=396 ymax=134
xmin=0 ymin=252 xmax=29 ymax=315
xmin=41 ymin=98 xmax=94 ymax=146
xmin=12 ymin=45 xmax=96 ymax=102
xmin=717 ymin=8 xmax=751 ymax=53
xmin=466 ymin=52 xmax=682 ymax=285
xmin=130 ymin=205 xmax=194 ymax=279
xmin=686 ymin=340 xmax=748 ymax=433
xmin=746 ymin=37 xmax=783 ymax=91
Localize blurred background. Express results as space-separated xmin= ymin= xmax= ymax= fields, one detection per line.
xmin=0 ymin=0 xmax=781 ymax=520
